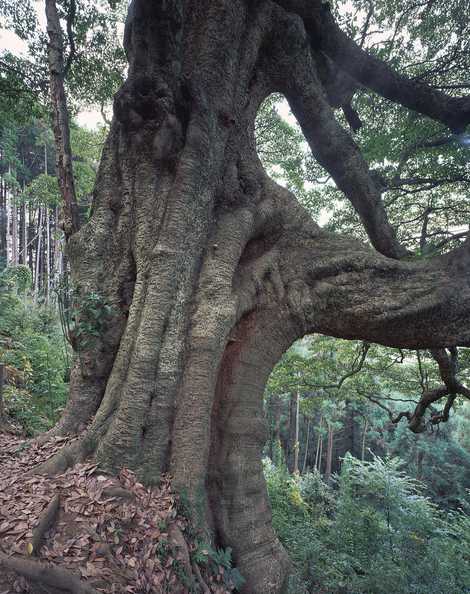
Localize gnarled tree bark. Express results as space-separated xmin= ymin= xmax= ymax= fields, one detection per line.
xmin=36 ymin=1 xmax=470 ymax=592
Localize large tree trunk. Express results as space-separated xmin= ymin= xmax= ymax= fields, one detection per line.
xmin=36 ymin=1 xmax=470 ymax=592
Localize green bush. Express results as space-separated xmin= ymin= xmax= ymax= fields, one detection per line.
xmin=0 ymin=268 xmax=69 ymax=434
xmin=265 ymin=455 xmax=470 ymax=594
xmin=264 ymin=460 xmax=326 ymax=592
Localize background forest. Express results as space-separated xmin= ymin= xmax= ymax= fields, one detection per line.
xmin=1 ymin=1 xmax=469 ymax=593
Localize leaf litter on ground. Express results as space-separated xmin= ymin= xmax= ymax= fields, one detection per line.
xmin=0 ymin=431 xmax=235 ymax=594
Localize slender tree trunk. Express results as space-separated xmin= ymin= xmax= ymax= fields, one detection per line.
xmin=20 ymin=200 xmax=27 ymax=265
xmin=416 ymin=445 xmax=425 ymax=481
xmin=0 ymin=176 xmax=6 ymax=268
xmin=287 ymin=392 xmax=295 ymax=471
xmin=53 ymin=207 xmax=57 ymax=277
xmin=270 ymin=393 xmax=282 ymax=464
xmin=11 ymin=196 xmax=18 ymax=266
xmin=45 ymin=209 xmax=51 ymax=304
xmin=45 ymin=0 xmax=79 ymax=237
xmin=343 ymin=400 xmax=357 ymax=458
xmin=302 ymin=416 xmax=311 ymax=473
xmin=293 ymin=390 xmax=300 ymax=474
xmin=325 ymin=423 xmax=334 ymax=483
xmin=314 ymin=416 xmax=323 ymax=472
xmin=266 ymin=393 xmax=280 ymax=461
xmin=28 ymin=204 xmax=34 ymax=272
xmin=361 ymin=418 xmax=368 ymax=461
xmin=5 ymin=169 xmax=11 ymax=266
xmin=34 ymin=207 xmax=43 ymax=300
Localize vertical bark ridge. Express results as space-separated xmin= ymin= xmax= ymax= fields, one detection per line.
xmin=170 ymin=206 xmax=261 ymax=492
xmin=208 ymin=308 xmax=303 ymax=594
xmin=46 ymin=127 xmax=137 ymax=439
xmin=90 ymin=0 xmax=274 ymax=476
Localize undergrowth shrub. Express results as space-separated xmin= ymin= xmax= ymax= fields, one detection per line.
xmin=0 ymin=267 xmax=69 ymax=434
xmin=265 ymin=454 xmax=470 ymax=594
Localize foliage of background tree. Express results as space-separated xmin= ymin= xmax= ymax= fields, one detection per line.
xmin=266 ymin=455 xmax=470 ymax=594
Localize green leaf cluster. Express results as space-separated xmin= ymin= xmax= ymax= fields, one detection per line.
xmin=266 ymin=454 xmax=470 ymax=594
xmin=0 ymin=268 xmax=69 ymax=434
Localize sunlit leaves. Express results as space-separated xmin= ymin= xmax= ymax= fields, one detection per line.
xmin=0 ymin=0 xmax=38 ymax=41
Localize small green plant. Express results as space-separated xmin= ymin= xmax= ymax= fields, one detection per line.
xmin=155 ymin=538 xmax=170 ymax=560
xmin=191 ymin=541 xmax=245 ymax=591
xmin=175 ymin=489 xmax=193 ymax=522
xmin=57 ymin=279 xmax=115 ymax=352
xmin=171 ymin=558 xmax=193 ymax=588
xmin=73 ymin=291 xmax=114 ymax=350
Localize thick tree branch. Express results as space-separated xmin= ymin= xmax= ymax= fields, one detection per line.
xmin=318 ymin=6 xmax=470 ymax=133
xmin=269 ymin=11 xmax=406 ymax=259
xmin=273 ymin=0 xmax=470 ymax=132
xmin=261 ymin=178 xmax=470 ymax=351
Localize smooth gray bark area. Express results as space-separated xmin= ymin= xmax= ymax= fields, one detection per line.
xmin=37 ymin=1 xmax=470 ymax=592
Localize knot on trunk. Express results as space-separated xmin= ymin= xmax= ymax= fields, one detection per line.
xmin=114 ymin=76 xmax=173 ymax=129
xmin=114 ymin=75 xmax=185 ymax=163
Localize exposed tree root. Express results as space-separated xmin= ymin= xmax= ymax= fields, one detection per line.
xmin=168 ymin=523 xmax=192 ymax=576
xmin=34 ymin=425 xmax=73 ymax=446
xmin=193 ymin=562 xmax=211 ymax=594
xmin=28 ymin=437 xmax=93 ymax=477
xmin=29 ymin=494 xmax=61 ymax=556
xmin=0 ymin=553 xmax=99 ymax=594
xmin=0 ymin=433 xmax=238 ymax=594
xmin=100 ymin=486 xmax=135 ymax=501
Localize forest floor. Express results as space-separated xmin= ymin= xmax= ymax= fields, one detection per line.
xmin=0 ymin=430 xmax=234 ymax=594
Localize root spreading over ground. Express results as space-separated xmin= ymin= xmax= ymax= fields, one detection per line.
xmin=0 ymin=432 xmax=238 ymax=594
